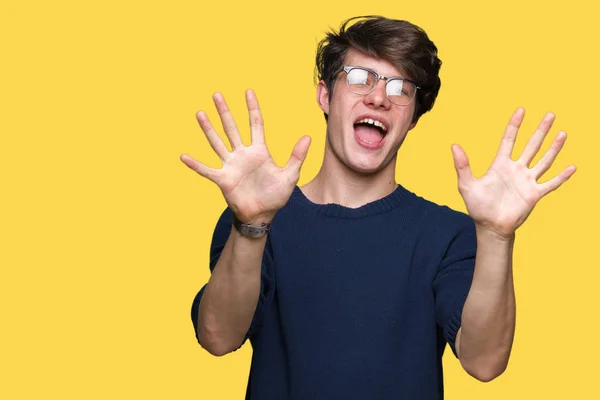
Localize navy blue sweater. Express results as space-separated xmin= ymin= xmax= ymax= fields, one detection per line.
xmin=192 ymin=185 xmax=476 ymax=399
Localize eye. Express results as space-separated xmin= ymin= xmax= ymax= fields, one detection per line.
xmin=386 ymin=79 xmax=406 ymax=96
xmin=347 ymin=68 xmax=371 ymax=85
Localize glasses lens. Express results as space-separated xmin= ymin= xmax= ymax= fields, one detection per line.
xmin=346 ymin=68 xmax=377 ymax=95
xmin=386 ymin=79 xmax=417 ymax=106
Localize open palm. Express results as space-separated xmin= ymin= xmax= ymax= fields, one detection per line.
xmin=452 ymin=109 xmax=576 ymax=237
xmin=181 ymin=90 xmax=311 ymax=224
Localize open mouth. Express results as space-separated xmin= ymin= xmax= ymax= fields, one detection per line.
xmin=354 ymin=118 xmax=388 ymax=145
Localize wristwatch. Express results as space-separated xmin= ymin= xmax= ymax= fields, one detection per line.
xmin=232 ymin=213 xmax=272 ymax=238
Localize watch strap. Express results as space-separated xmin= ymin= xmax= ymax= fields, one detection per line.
xmin=232 ymin=213 xmax=271 ymax=238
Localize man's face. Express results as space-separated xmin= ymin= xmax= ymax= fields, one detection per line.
xmin=317 ymin=48 xmax=418 ymax=174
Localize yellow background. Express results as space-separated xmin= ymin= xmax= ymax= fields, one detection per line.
xmin=1 ymin=0 xmax=598 ymax=398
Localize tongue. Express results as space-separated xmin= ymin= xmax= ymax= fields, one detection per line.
xmin=355 ymin=125 xmax=384 ymax=143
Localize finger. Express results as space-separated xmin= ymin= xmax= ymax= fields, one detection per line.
xmin=196 ymin=111 xmax=229 ymax=160
xmin=246 ymin=89 xmax=265 ymax=145
xmin=284 ymin=136 xmax=312 ymax=175
xmin=538 ymin=165 xmax=577 ymax=196
xmin=213 ymin=92 xmax=244 ymax=149
xmin=180 ymin=153 xmax=219 ymax=182
xmin=531 ymin=130 xmax=567 ymax=179
xmin=451 ymin=144 xmax=474 ymax=187
xmin=496 ymin=108 xmax=525 ymax=159
xmin=519 ymin=112 xmax=555 ymax=166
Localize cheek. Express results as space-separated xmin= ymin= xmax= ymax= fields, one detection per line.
xmin=327 ymin=102 xmax=346 ymax=126
xmin=330 ymin=99 xmax=359 ymax=128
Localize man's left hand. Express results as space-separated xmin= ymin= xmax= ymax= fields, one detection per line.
xmin=451 ymin=108 xmax=577 ymax=238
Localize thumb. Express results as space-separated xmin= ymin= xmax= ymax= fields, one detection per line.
xmin=285 ymin=136 xmax=312 ymax=174
xmin=451 ymin=144 xmax=473 ymax=185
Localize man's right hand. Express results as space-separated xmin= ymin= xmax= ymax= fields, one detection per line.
xmin=181 ymin=89 xmax=311 ymax=224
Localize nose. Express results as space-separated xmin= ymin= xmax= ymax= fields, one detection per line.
xmin=363 ymin=78 xmax=390 ymax=109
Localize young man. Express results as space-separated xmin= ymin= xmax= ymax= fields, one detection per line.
xmin=181 ymin=16 xmax=575 ymax=399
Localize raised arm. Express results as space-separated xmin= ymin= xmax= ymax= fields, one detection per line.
xmin=181 ymin=90 xmax=311 ymax=356
xmin=451 ymin=109 xmax=576 ymax=381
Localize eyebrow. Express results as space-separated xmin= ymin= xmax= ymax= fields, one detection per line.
xmin=346 ymin=65 xmax=417 ymax=85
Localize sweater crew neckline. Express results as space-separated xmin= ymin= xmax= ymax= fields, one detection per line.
xmin=291 ymin=185 xmax=413 ymax=218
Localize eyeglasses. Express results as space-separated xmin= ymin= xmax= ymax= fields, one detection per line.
xmin=341 ymin=66 xmax=420 ymax=106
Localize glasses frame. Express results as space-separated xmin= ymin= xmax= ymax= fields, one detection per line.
xmin=341 ymin=65 xmax=420 ymax=107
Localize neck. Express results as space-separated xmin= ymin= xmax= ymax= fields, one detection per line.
xmin=302 ymin=149 xmax=398 ymax=209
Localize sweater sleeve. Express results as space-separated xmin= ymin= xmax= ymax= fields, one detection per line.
xmin=432 ymin=212 xmax=476 ymax=358
xmin=191 ymin=207 xmax=274 ymax=348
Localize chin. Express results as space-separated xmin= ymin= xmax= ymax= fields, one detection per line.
xmin=326 ymin=133 xmax=396 ymax=176
xmin=345 ymin=156 xmax=389 ymax=175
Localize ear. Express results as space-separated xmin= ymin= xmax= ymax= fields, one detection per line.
xmin=316 ymin=80 xmax=330 ymax=115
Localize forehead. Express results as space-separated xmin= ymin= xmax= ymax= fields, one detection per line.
xmin=342 ymin=48 xmax=407 ymax=78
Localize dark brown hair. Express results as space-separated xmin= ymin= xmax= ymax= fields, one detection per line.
xmin=315 ymin=16 xmax=442 ymax=122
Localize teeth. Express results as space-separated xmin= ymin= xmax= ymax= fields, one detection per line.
xmin=357 ymin=118 xmax=387 ymax=132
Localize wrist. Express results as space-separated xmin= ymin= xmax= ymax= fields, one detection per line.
xmin=245 ymin=214 xmax=275 ymax=225
xmin=474 ymin=223 xmax=515 ymax=243
xmin=232 ymin=213 xmax=272 ymax=238
xmin=230 ymin=207 xmax=276 ymax=226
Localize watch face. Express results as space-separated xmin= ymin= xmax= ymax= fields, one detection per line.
xmin=243 ymin=225 xmax=267 ymax=238
xmin=233 ymin=214 xmax=270 ymax=238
